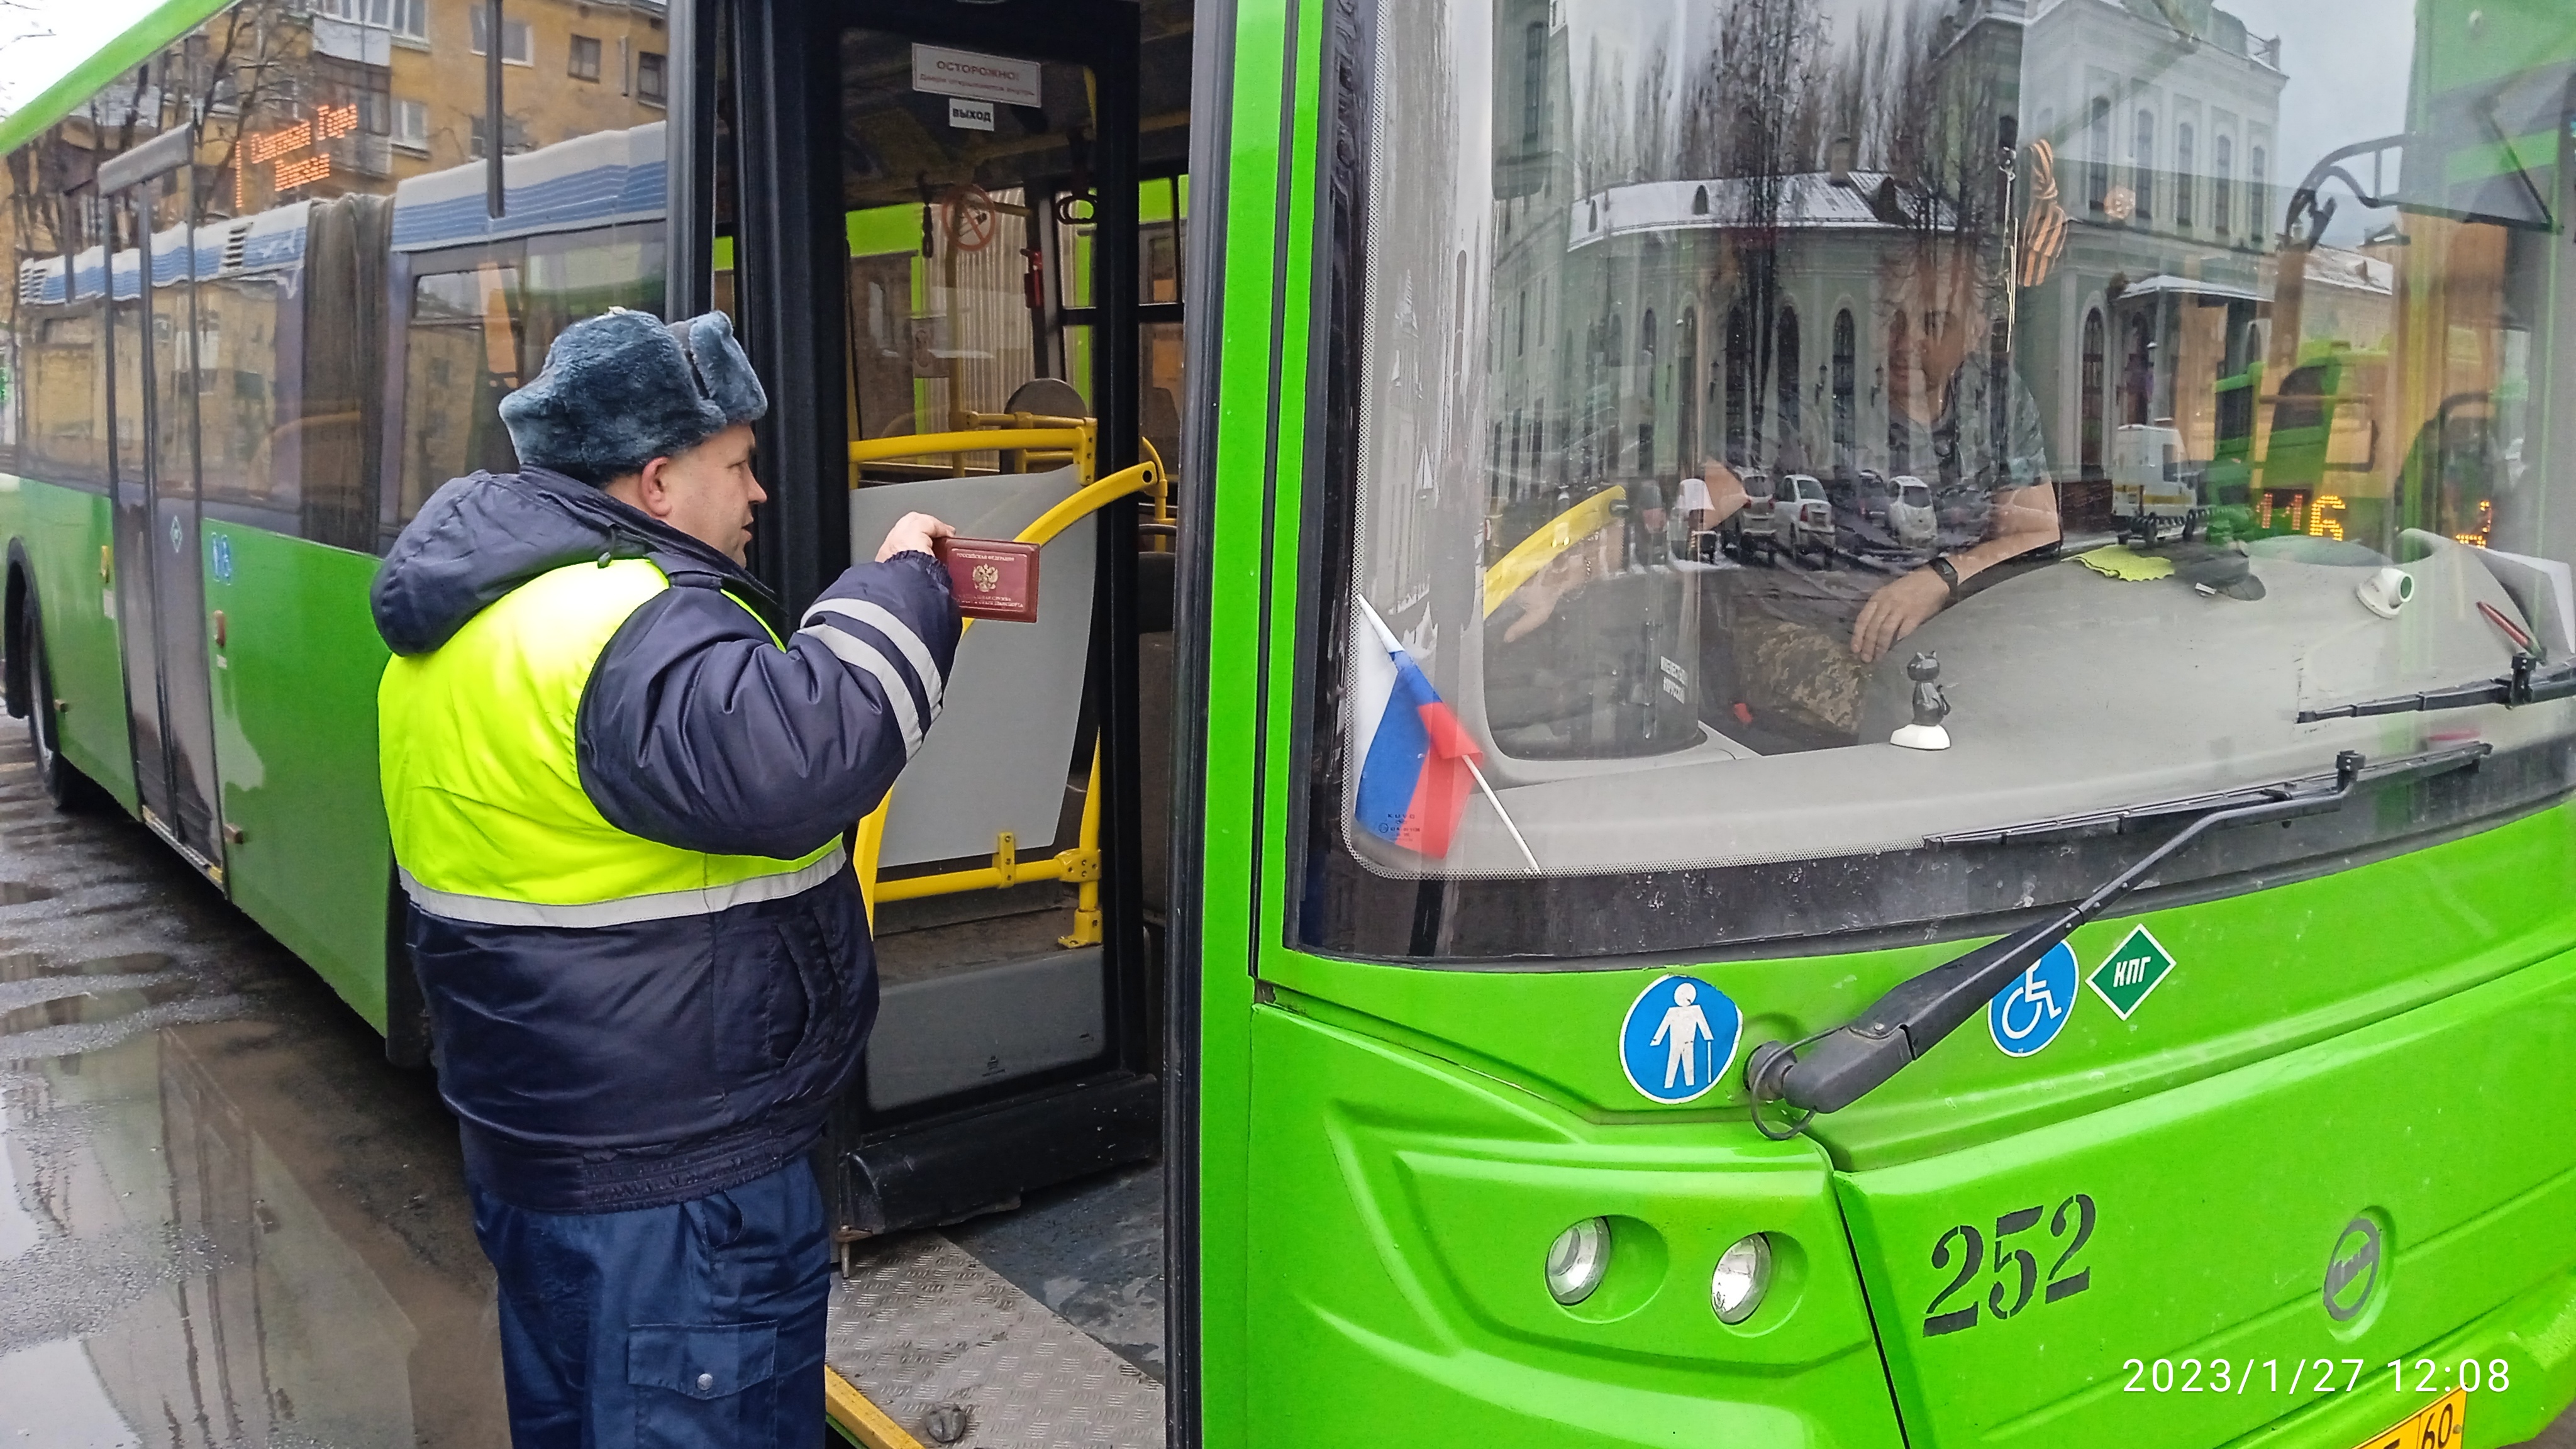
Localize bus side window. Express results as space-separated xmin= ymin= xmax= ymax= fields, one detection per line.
xmin=398 ymin=264 xmax=524 ymax=524
xmin=26 ymin=308 xmax=106 ymax=485
xmin=194 ymin=274 xmax=291 ymax=520
xmin=520 ymin=226 xmax=665 ymax=380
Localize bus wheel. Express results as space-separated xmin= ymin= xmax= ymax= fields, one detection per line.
xmin=21 ymin=609 xmax=104 ymax=813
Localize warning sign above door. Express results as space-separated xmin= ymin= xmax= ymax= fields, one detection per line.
xmin=913 ymin=43 xmax=1043 ymax=108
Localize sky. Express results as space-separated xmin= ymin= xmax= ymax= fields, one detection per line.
xmin=0 ymin=0 xmax=167 ymax=120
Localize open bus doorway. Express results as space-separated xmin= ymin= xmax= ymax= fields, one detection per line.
xmin=705 ymin=0 xmax=1195 ymax=1438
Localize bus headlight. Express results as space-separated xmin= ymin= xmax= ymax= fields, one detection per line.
xmin=1544 ymin=1218 xmax=1611 ymax=1306
xmin=1711 ymin=1233 xmax=1772 ymax=1323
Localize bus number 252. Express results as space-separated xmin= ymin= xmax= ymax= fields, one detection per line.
xmin=1923 ymin=1193 xmax=2097 ymax=1337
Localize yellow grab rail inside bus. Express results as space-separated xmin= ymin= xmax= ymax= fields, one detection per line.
xmin=846 ymin=440 xmax=1162 ymax=947
xmin=1481 ymin=484 xmax=1626 ymax=618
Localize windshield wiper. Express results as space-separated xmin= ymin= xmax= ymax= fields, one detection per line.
xmin=1742 ymin=743 xmax=2491 ymax=1134
xmin=2299 ymin=653 xmax=2576 ymax=721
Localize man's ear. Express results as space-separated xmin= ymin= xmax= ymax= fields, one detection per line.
xmin=632 ymin=455 xmax=677 ymax=519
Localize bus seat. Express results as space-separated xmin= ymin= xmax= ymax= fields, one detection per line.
xmin=848 ymin=467 xmax=1097 ymax=869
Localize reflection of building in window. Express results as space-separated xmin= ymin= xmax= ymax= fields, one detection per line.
xmin=393 ymin=97 xmax=428 ymax=151
xmin=470 ymin=8 xmax=533 ymax=64
xmin=1887 ymin=310 xmax=1911 ymax=474
xmin=2080 ymin=309 xmax=2105 ymax=477
xmin=2131 ymin=108 xmax=2155 ymax=219
xmin=2087 ymin=97 xmax=2110 ymax=211
xmin=1831 ymin=309 xmax=1855 ymax=463
xmin=2213 ymin=133 xmax=2233 ymax=234
xmin=2175 ymin=124 xmax=2194 ymax=228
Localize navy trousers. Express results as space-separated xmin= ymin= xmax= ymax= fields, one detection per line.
xmin=469 ymin=1157 xmax=831 ymax=1449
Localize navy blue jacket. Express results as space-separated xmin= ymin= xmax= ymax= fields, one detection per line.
xmin=374 ymin=467 xmax=958 ymax=1213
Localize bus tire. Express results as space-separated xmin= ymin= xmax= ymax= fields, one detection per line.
xmin=19 ymin=602 xmax=105 ymax=813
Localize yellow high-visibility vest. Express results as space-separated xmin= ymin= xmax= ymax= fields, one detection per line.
xmin=379 ymin=558 xmax=840 ymax=928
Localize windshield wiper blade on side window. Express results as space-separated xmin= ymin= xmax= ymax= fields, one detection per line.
xmin=1742 ymin=743 xmax=2492 ymax=1133
xmin=2299 ymin=654 xmax=2576 ymax=722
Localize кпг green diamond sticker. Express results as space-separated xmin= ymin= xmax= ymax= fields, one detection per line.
xmin=2088 ymin=925 xmax=2175 ymax=1019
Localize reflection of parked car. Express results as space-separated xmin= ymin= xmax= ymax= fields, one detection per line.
xmin=1777 ymin=474 xmax=1834 ymax=562
xmin=1889 ymin=474 xmax=1936 ymax=550
xmin=1853 ymin=469 xmax=1893 ymax=522
xmin=1723 ymin=470 xmax=1775 ymax=559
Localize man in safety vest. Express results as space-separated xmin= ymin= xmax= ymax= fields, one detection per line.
xmin=372 ymin=308 xmax=958 ymax=1448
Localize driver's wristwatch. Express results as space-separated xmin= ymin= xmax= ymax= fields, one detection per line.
xmin=1928 ymin=555 xmax=1962 ymax=601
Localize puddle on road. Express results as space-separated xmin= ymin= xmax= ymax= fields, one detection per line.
xmin=0 ymin=738 xmax=508 ymax=1448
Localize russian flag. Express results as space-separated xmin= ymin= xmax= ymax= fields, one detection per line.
xmin=1352 ymin=599 xmax=1482 ymax=857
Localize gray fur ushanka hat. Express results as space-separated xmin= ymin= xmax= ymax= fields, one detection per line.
xmin=497 ymin=308 xmax=768 ymax=484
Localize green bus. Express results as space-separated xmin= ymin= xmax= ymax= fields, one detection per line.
xmin=7 ymin=0 xmax=2576 ymax=1445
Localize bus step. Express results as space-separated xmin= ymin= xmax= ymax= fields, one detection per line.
xmin=828 ymin=1230 xmax=1163 ymax=1448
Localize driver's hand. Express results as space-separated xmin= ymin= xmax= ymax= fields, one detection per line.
xmin=876 ymin=512 xmax=955 ymax=562
xmin=1852 ymin=568 xmax=1950 ymax=663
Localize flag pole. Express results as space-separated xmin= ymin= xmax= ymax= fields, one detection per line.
xmin=1355 ymin=597 xmax=1542 ymax=874
xmin=1465 ymin=757 xmax=1541 ymax=874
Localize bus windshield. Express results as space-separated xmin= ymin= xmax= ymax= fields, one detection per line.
xmin=1301 ymin=0 xmax=2576 ymax=960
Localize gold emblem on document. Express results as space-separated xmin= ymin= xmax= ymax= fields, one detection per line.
xmin=972 ymin=562 xmax=1000 ymax=592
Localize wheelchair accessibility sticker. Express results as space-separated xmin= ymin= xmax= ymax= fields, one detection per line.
xmin=1619 ymin=974 xmax=1741 ymax=1105
xmin=1988 ymin=942 xmax=2078 ymax=1058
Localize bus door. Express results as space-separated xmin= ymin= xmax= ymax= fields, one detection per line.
xmin=731 ymin=0 xmax=1167 ymax=1242
xmin=101 ymin=156 xmax=225 ymax=880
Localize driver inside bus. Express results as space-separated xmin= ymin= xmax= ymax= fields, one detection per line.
xmin=1491 ymin=250 xmax=2059 ymax=747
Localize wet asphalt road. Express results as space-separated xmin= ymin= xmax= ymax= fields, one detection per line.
xmin=0 ymin=720 xmax=2570 ymax=1448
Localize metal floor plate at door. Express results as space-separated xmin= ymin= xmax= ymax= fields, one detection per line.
xmin=827 ymin=1231 xmax=1165 ymax=1449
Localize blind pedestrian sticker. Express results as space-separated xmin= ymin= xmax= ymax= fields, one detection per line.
xmin=1619 ymin=975 xmax=1741 ymax=1105
xmin=1988 ymin=941 xmax=2077 ymax=1058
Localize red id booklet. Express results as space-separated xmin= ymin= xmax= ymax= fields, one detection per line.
xmin=934 ymin=537 xmax=1041 ymax=623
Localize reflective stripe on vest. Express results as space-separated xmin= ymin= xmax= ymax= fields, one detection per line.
xmin=396 ymin=844 xmax=850 ymax=927
xmin=379 ymin=557 xmax=838 ymax=918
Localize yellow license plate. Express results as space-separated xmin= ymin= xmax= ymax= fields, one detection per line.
xmin=2353 ymin=1388 xmax=2467 ymax=1449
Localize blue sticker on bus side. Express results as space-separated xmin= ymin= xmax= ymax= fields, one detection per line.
xmin=1619 ymin=974 xmax=1741 ymax=1105
xmin=1988 ymin=941 xmax=2079 ymax=1058
xmin=210 ymin=533 xmax=232 ymax=585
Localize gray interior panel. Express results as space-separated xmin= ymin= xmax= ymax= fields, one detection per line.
xmin=867 ymin=948 xmax=1108 ymax=1110
xmin=848 ymin=467 xmax=1096 ymax=867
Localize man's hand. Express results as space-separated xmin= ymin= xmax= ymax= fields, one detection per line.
xmin=876 ymin=512 xmax=955 ymax=562
xmin=1852 ymin=568 xmax=1950 ymax=663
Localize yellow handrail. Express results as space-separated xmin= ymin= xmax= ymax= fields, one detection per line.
xmin=1020 ymin=460 xmax=1160 ymax=549
xmin=1482 ymin=484 xmax=1627 ymax=618
xmin=851 ymin=455 xmax=1162 ymax=931
xmin=850 ymin=426 xmax=1092 ymax=470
